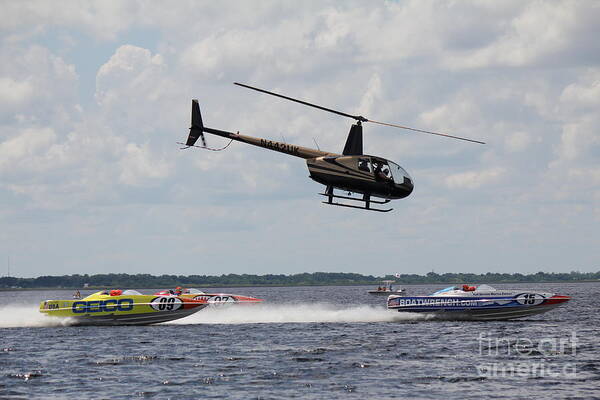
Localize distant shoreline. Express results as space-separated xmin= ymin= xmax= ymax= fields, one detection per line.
xmin=2 ymin=281 xmax=600 ymax=293
xmin=2 ymin=270 xmax=599 ymax=291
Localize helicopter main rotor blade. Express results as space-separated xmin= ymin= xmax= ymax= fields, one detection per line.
xmin=369 ymin=119 xmax=486 ymax=145
xmin=234 ymin=82 xmax=368 ymax=122
xmin=234 ymin=82 xmax=485 ymax=145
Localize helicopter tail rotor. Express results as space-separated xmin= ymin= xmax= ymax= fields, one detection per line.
xmin=179 ymin=99 xmax=234 ymax=151
xmin=185 ymin=99 xmax=206 ymax=147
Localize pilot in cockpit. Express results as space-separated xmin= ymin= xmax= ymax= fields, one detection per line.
xmin=358 ymin=159 xmax=370 ymax=172
xmin=374 ymin=163 xmax=393 ymax=183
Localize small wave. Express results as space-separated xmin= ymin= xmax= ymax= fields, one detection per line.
xmin=7 ymin=370 xmax=43 ymax=381
xmin=93 ymin=355 xmax=159 ymax=366
xmin=168 ymin=303 xmax=429 ymax=325
xmin=0 ymin=305 xmax=75 ymax=328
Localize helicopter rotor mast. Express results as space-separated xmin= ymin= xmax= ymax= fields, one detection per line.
xmin=233 ymin=82 xmax=485 ymax=145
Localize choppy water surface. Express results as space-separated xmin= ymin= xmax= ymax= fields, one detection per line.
xmin=0 ymin=283 xmax=598 ymax=399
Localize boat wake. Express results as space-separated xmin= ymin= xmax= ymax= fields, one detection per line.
xmin=0 ymin=305 xmax=75 ymax=328
xmin=0 ymin=303 xmax=429 ymax=328
xmin=169 ymin=303 xmax=430 ymax=325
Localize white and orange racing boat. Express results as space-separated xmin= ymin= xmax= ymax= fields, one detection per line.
xmin=155 ymin=287 xmax=263 ymax=306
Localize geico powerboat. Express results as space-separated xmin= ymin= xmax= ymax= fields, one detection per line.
xmin=39 ymin=289 xmax=208 ymax=325
xmin=154 ymin=287 xmax=263 ymax=305
xmin=387 ymin=284 xmax=570 ymax=320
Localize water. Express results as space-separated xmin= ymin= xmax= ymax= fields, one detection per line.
xmin=0 ymin=283 xmax=598 ymax=399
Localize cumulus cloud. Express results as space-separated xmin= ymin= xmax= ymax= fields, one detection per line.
xmin=419 ymin=98 xmax=479 ymax=133
xmin=0 ymin=127 xmax=56 ymax=174
xmin=0 ymin=45 xmax=78 ymax=120
xmin=0 ymin=77 xmax=34 ymax=107
xmin=357 ymin=73 xmax=383 ymax=116
xmin=555 ymin=119 xmax=599 ymax=162
xmin=559 ymin=69 xmax=600 ymax=113
xmin=96 ymin=45 xmax=166 ymax=107
xmin=441 ymin=1 xmax=598 ymax=69
xmin=119 ymin=143 xmax=170 ymax=186
xmin=0 ymin=42 xmax=177 ymax=214
xmin=504 ymin=131 xmax=534 ymax=153
xmin=549 ymin=70 xmax=600 ymax=174
xmin=0 ymin=0 xmax=138 ymax=41
xmin=445 ymin=167 xmax=507 ymax=189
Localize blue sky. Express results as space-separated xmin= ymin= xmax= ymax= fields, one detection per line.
xmin=1 ymin=1 xmax=598 ymax=278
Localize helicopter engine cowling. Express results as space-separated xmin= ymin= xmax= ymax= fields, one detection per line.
xmin=342 ymin=123 xmax=363 ymax=156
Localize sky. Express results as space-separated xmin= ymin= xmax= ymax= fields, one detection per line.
xmin=0 ymin=1 xmax=599 ymax=278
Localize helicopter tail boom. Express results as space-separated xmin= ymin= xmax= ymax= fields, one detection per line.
xmin=183 ymin=99 xmax=334 ymax=159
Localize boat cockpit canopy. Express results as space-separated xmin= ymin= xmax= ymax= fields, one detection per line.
xmin=93 ymin=289 xmax=143 ymax=297
xmin=432 ymin=286 xmax=459 ymax=296
xmin=473 ymin=284 xmax=496 ymax=291
xmin=184 ymin=288 xmax=206 ymax=294
xmin=122 ymin=289 xmax=143 ymax=295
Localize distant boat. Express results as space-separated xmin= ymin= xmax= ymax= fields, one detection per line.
xmin=368 ymin=280 xmax=406 ymax=295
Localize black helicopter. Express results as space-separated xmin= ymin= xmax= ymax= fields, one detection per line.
xmin=181 ymin=83 xmax=484 ymax=212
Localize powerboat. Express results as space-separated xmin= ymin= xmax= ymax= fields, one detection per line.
xmin=368 ymin=280 xmax=405 ymax=295
xmin=39 ymin=289 xmax=208 ymax=325
xmin=387 ymin=284 xmax=570 ymax=320
xmin=154 ymin=287 xmax=263 ymax=305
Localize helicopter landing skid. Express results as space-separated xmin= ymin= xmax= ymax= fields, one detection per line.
xmin=319 ymin=190 xmax=393 ymax=212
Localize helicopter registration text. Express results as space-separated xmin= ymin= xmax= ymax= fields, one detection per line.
xmin=260 ymin=139 xmax=299 ymax=155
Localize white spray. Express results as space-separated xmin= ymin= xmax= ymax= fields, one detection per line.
xmin=168 ymin=303 xmax=429 ymax=325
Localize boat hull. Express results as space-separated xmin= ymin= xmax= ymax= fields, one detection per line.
xmin=387 ymin=294 xmax=570 ymax=321
xmin=155 ymin=289 xmax=263 ymax=305
xmin=63 ymin=307 xmax=206 ymax=326
xmin=368 ymin=290 xmax=405 ymax=296
xmin=188 ymin=294 xmax=262 ymax=305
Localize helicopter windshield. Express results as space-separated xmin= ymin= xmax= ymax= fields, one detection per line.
xmin=387 ymin=161 xmax=412 ymax=185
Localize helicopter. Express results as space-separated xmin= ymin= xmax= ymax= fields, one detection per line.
xmin=181 ymin=82 xmax=485 ymax=212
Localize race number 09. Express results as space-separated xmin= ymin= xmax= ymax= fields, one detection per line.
xmin=151 ymin=297 xmax=182 ymax=311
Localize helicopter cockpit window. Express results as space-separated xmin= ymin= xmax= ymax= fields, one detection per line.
xmin=373 ymin=160 xmax=393 ymax=182
xmin=387 ymin=161 xmax=412 ymax=185
xmin=357 ymin=158 xmax=372 ymax=173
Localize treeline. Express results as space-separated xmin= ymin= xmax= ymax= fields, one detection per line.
xmin=1 ymin=271 xmax=599 ymax=289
